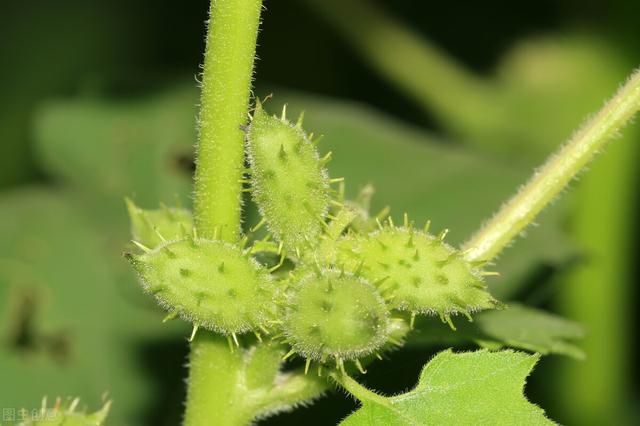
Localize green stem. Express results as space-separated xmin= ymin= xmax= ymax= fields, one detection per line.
xmin=185 ymin=0 xmax=262 ymax=425
xmin=193 ymin=0 xmax=262 ymax=242
xmin=185 ymin=335 xmax=250 ymax=426
xmin=184 ymin=337 xmax=328 ymax=426
xmin=331 ymin=372 xmax=390 ymax=407
xmin=463 ymin=68 xmax=640 ymax=262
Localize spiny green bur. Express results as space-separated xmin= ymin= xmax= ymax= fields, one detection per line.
xmin=332 ymin=226 xmax=499 ymax=323
xmin=127 ymin=238 xmax=275 ymax=335
xmin=121 ymin=100 xmax=504 ymax=376
xmin=246 ymin=102 xmax=330 ymax=250
xmin=283 ymin=269 xmax=390 ymax=362
xmin=126 ymin=198 xmax=193 ymax=248
xmin=20 ymin=398 xmax=111 ymax=426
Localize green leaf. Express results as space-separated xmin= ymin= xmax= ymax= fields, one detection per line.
xmin=475 ymin=304 xmax=585 ymax=359
xmin=0 ymin=189 xmax=187 ymax=425
xmin=33 ymin=86 xmax=197 ymax=207
xmin=339 ymin=350 xmax=555 ymax=425
xmin=408 ymin=304 xmax=585 ymax=359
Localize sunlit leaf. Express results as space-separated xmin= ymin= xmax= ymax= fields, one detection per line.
xmin=340 ymin=350 xmax=554 ymax=425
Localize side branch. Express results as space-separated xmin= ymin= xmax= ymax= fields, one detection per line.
xmin=464 ymin=68 xmax=640 ymax=262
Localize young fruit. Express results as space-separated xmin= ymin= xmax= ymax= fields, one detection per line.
xmin=20 ymin=398 xmax=111 ymax=426
xmin=126 ymin=198 xmax=193 ymax=248
xmin=246 ymin=102 xmax=330 ymax=250
xmin=329 ymin=224 xmax=499 ymax=325
xmin=282 ymin=269 xmax=390 ymax=363
xmin=126 ymin=237 xmax=275 ymax=336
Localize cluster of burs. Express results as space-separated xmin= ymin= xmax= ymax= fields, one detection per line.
xmin=125 ymin=102 xmax=500 ymax=374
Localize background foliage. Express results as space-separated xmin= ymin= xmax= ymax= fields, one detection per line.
xmin=1 ymin=0 xmax=638 ymax=424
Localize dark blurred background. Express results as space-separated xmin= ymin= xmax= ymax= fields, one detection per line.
xmin=1 ymin=0 xmax=639 ymax=425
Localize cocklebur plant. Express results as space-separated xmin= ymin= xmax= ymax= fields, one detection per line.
xmin=17 ymin=397 xmax=111 ymax=426
xmin=127 ymin=102 xmax=499 ymax=365
xmin=122 ymin=0 xmax=640 ymax=424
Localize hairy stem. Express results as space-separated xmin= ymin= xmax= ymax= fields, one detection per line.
xmin=185 ymin=335 xmax=251 ymax=426
xmin=193 ymin=0 xmax=262 ymax=242
xmin=463 ymin=68 xmax=640 ymax=262
xmin=185 ymin=0 xmax=262 ymax=425
xmin=331 ymin=372 xmax=390 ymax=407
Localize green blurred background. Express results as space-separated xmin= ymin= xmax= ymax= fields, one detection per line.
xmin=1 ymin=0 xmax=638 ymax=424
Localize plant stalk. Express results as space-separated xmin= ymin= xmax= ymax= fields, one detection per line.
xmin=193 ymin=0 xmax=262 ymax=242
xmin=331 ymin=372 xmax=390 ymax=407
xmin=463 ymin=68 xmax=640 ymax=262
xmin=185 ymin=0 xmax=263 ymax=425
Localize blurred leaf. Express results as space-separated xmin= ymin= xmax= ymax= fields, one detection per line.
xmin=125 ymin=198 xmax=193 ymax=249
xmin=408 ymin=304 xmax=585 ymax=359
xmin=0 ymin=0 xmax=134 ymax=188
xmin=490 ymin=35 xmax=634 ymax=159
xmin=34 ymin=86 xmax=197 ymax=207
xmin=0 ymin=188 xmax=186 ymax=425
xmin=474 ymin=305 xmax=585 ymax=359
xmin=308 ymin=0 xmax=633 ymax=162
xmin=340 ymin=350 xmax=554 ymax=425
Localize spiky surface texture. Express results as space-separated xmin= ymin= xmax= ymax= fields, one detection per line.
xmin=246 ymin=102 xmax=330 ymax=250
xmin=127 ymin=238 xmax=275 ymax=335
xmin=329 ymin=227 xmax=499 ymax=320
xmin=282 ymin=269 xmax=390 ymax=361
xmin=126 ymin=198 xmax=193 ymax=248
xmin=122 ymin=103 xmax=503 ymax=367
xmin=18 ymin=398 xmax=111 ymax=426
